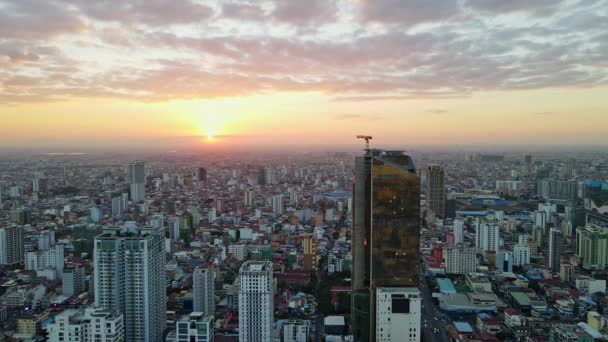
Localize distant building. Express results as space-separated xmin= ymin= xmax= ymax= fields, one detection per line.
xmin=537 ymin=179 xmax=578 ymax=202
xmin=283 ymin=320 xmax=310 ymax=342
xmin=0 ymin=225 xmax=24 ymax=265
xmin=129 ymin=161 xmax=146 ymax=202
xmin=453 ymin=219 xmax=465 ymax=244
xmin=90 ymin=207 xmax=103 ymax=223
xmin=576 ymin=226 xmax=608 ymax=270
xmin=303 ymin=235 xmax=317 ymax=272
xmin=548 ymin=228 xmax=562 ymax=273
xmin=197 ymin=167 xmax=207 ymax=181
xmin=560 ymin=262 xmax=573 ymax=283
xmin=63 ymin=265 xmax=85 ymax=297
xmin=426 ymin=165 xmax=446 ymax=218
xmin=166 ymin=312 xmax=214 ymax=342
xmin=475 ymin=220 xmax=499 ymax=255
xmin=243 ymin=188 xmax=256 ymax=208
xmin=443 ymin=244 xmax=476 ymax=275
xmin=513 ymin=244 xmax=530 ymax=266
xmin=496 ymin=250 xmax=513 ymax=273
xmin=272 ymin=194 xmax=284 ymax=215
xmin=193 ymin=265 xmax=215 ymax=318
xmin=112 ymin=195 xmax=123 ymax=217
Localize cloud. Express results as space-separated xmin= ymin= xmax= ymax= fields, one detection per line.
xmin=0 ymin=0 xmax=607 ymax=104
xmin=465 ymin=0 xmax=561 ymax=14
xmin=426 ymin=109 xmax=447 ymax=115
xmin=333 ymin=114 xmax=383 ymax=120
xmin=59 ymin=0 xmax=214 ymax=26
xmin=359 ymin=0 xmax=461 ymax=24
xmin=272 ymin=0 xmax=339 ymax=25
xmin=222 ymin=2 xmax=268 ymax=21
xmin=0 ymin=0 xmax=86 ymax=39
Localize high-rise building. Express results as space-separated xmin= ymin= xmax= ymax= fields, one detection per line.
xmin=560 ymin=262 xmax=573 ymax=282
xmin=0 ymin=225 xmax=24 ymax=265
xmin=352 ymin=149 xmax=421 ymax=342
xmin=193 ymin=264 xmax=215 ymax=318
xmin=129 ymin=161 xmax=146 ymax=202
xmin=576 ymin=225 xmax=608 ymax=270
xmin=198 ymin=167 xmax=207 ymax=182
xmin=265 ymin=167 xmax=276 ymax=185
xmin=513 ymin=244 xmax=530 ymax=266
xmin=90 ymin=207 xmax=103 ymax=223
xmin=166 ymin=312 xmax=214 ymax=342
xmin=289 ymin=191 xmax=299 ymax=206
xmin=548 ymin=228 xmax=562 ymax=273
xmin=238 ymin=261 xmax=274 ymax=342
xmin=272 ymin=194 xmax=284 ymax=215
xmin=425 ymin=165 xmax=446 ymax=218
xmin=443 ymin=244 xmax=476 ymax=275
xmin=475 ymin=220 xmax=500 ymax=255
xmin=112 ymin=195 xmax=123 ymax=217
xmin=537 ymin=179 xmax=578 ymax=202
xmin=496 ymin=250 xmax=513 ymax=273
xmin=453 ymin=219 xmax=465 ymax=244
xmin=25 ymin=243 xmax=64 ymax=279
xmin=303 ymin=235 xmax=317 ymax=272
xmin=243 ymin=188 xmax=256 ymax=208
xmin=32 ymin=176 xmax=48 ymax=195
xmin=533 ymin=211 xmax=547 ymax=231
xmin=63 ymin=265 xmax=85 ymax=297
xmin=257 ymin=167 xmax=266 ymax=186
xmin=38 ymin=230 xmax=56 ymax=250
xmin=94 ymin=224 xmax=166 ymax=342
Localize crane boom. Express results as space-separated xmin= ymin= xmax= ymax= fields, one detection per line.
xmin=356 ymin=135 xmax=373 ymax=151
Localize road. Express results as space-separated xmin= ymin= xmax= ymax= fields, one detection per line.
xmin=420 ymin=276 xmax=451 ymax=342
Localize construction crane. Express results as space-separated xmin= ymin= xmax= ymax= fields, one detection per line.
xmin=356 ymin=135 xmax=373 ymax=151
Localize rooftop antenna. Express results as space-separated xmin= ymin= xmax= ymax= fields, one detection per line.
xmin=356 ymin=135 xmax=373 ymax=151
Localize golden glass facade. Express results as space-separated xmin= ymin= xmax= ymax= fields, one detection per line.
xmin=371 ymin=159 xmax=420 ymax=288
xmin=352 ymin=150 xmax=420 ymax=342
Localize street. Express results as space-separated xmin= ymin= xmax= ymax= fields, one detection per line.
xmin=420 ymin=276 xmax=451 ymax=342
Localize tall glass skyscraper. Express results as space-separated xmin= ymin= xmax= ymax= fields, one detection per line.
xmin=352 ymin=149 xmax=421 ymax=342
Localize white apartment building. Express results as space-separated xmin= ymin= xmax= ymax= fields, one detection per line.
xmin=283 ymin=320 xmax=310 ymax=342
xmin=166 ymin=312 xmax=214 ymax=342
xmin=475 ymin=221 xmax=499 ymax=255
xmin=239 ymin=261 xmax=274 ymax=342
xmin=46 ymin=307 xmax=125 ymax=342
xmin=94 ymin=224 xmax=166 ymax=342
xmin=513 ymin=244 xmax=531 ymax=266
xmin=193 ymin=264 xmax=215 ymax=318
xmin=443 ymin=244 xmax=476 ymax=275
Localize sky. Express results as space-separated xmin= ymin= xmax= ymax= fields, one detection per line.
xmin=1 ymin=0 xmax=607 ymax=151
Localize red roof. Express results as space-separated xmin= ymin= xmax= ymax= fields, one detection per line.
xmin=504 ymin=307 xmax=519 ymax=315
xmin=569 ymin=288 xmax=582 ymax=298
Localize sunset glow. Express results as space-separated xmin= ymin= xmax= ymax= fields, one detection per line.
xmin=0 ymin=0 xmax=607 ymax=150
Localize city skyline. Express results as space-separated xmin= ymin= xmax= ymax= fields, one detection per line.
xmin=1 ymin=0 xmax=608 ymax=149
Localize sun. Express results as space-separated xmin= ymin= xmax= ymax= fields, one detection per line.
xmin=206 ymin=131 xmax=214 ymax=140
